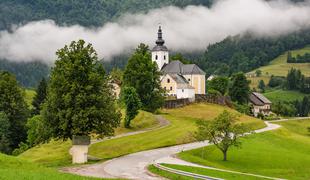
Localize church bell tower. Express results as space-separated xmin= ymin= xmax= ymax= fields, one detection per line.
xmin=152 ymin=26 xmax=169 ymax=70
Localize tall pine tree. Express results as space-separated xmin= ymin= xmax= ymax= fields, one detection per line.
xmin=229 ymin=72 xmax=250 ymax=104
xmin=32 ymin=78 xmax=47 ymax=115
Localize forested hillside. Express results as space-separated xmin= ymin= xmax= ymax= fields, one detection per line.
xmin=0 ymin=0 xmax=212 ymax=30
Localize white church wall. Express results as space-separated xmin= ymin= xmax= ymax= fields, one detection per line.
xmin=176 ymin=88 xmax=195 ymax=101
xmin=152 ymin=51 xmax=169 ymax=70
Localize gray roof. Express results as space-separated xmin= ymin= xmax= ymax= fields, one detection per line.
xmin=249 ymin=92 xmax=272 ymax=105
xmin=168 ymin=73 xmax=195 ymax=89
xmin=161 ymin=60 xmax=205 ymax=75
xmin=152 ymin=45 xmax=168 ymax=51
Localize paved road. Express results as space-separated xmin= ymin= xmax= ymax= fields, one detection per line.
xmin=63 ymin=120 xmax=282 ymax=179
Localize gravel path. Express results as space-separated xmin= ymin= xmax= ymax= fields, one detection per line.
xmin=62 ymin=119 xmax=283 ymax=180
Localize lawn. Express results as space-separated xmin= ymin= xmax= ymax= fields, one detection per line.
xmin=178 ymin=119 xmax=310 ymax=180
xmin=149 ymin=164 xmax=265 ymax=180
xmin=0 ymin=153 xmax=102 ymax=180
xmin=89 ymin=103 xmax=265 ymax=160
xmin=263 ymin=89 xmax=306 ymax=103
xmin=19 ymin=110 xmax=158 ymax=167
xmin=21 ymin=103 xmax=264 ymax=167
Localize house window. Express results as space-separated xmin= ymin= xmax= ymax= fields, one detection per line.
xmin=164 ymin=87 xmax=166 ymax=90
xmin=170 ymin=87 xmax=172 ymax=91
xmin=164 ymin=55 xmax=166 ymax=60
xmin=155 ymin=55 xmax=158 ymax=60
xmin=182 ymin=89 xmax=184 ymax=92
xmin=188 ymin=79 xmax=190 ymax=82
xmin=167 ymin=79 xmax=170 ymax=83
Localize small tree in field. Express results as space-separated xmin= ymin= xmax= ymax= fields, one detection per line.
xmin=43 ymin=40 xmax=121 ymax=140
xmin=123 ymin=86 xmax=141 ymax=128
xmin=195 ymin=110 xmax=248 ymax=161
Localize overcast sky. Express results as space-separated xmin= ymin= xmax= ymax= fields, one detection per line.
xmin=0 ymin=0 xmax=310 ymax=64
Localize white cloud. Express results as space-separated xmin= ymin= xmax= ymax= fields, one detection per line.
xmin=0 ymin=0 xmax=310 ymax=63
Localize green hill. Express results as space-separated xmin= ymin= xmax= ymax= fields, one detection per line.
xmin=20 ymin=103 xmax=265 ymax=167
xmin=248 ymin=45 xmax=310 ymax=88
xmin=0 ymin=153 xmax=100 ymax=180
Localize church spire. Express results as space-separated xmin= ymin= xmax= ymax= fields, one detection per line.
xmin=156 ymin=26 xmax=165 ymax=46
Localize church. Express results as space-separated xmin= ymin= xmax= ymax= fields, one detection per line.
xmin=151 ymin=26 xmax=206 ymax=101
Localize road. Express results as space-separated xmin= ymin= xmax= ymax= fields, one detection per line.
xmin=62 ymin=120 xmax=282 ymax=179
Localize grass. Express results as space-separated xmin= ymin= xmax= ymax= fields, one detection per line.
xmin=21 ymin=103 xmax=264 ymax=167
xmin=24 ymin=89 xmax=36 ymax=109
xmin=263 ymin=89 xmax=306 ymax=103
xmin=251 ymin=46 xmax=310 ymax=77
xmin=89 ymin=103 xmax=265 ymax=160
xmin=178 ymin=119 xmax=310 ymax=180
xmin=19 ymin=110 xmax=158 ymax=167
xmin=148 ymin=164 xmax=197 ymax=180
xmin=0 ymin=153 xmax=102 ymax=180
xmin=153 ymin=164 xmax=265 ymax=180
xmin=248 ymin=45 xmax=310 ymax=88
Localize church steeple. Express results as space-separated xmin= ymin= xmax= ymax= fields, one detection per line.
xmin=152 ymin=26 xmax=169 ymax=70
xmin=156 ymin=26 xmax=165 ymax=46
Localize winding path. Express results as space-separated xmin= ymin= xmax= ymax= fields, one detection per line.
xmin=62 ymin=118 xmax=289 ymax=180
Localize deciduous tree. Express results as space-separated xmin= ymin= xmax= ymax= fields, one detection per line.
xmin=195 ymin=110 xmax=248 ymax=161
xmin=43 ymin=40 xmax=121 ymax=140
xmin=123 ymin=43 xmax=164 ymax=112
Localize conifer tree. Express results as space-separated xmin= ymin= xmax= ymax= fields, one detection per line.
xmin=229 ymin=72 xmax=250 ymax=104
xmin=32 ymin=78 xmax=47 ymax=115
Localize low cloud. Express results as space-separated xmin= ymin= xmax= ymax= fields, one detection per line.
xmin=1 ymin=0 xmax=310 ymax=63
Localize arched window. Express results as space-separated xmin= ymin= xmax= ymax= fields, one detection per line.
xmin=155 ymin=55 xmax=158 ymax=60
xmin=170 ymin=87 xmax=172 ymax=91
xmin=167 ymin=79 xmax=170 ymax=83
xmin=164 ymin=55 xmax=166 ymax=60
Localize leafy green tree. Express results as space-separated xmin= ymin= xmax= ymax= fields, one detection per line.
xmin=123 ymin=87 xmax=141 ymax=128
xmin=195 ymin=110 xmax=248 ymax=161
xmin=286 ymin=68 xmax=302 ymax=90
xmin=123 ymin=43 xmax=164 ymax=112
xmin=268 ymin=75 xmax=285 ymax=88
xmin=0 ymin=112 xmax=11 ymax=154
xmin=208 ymin=76 xmax=229 ymax=95
xmin=229 ymin=72 xmax=250 ymax=104
xmin=32 ymin=78 xmax=47 ymax=115
xmin=258 ymin=80 xmax=266 ymax=93
xmin=110 ymin=68 xmax=123 ymax=85
xmin=43 ymin=40 xmax=121 ymax=140
xmin=26 ymin=115 xmax=51 ymax=146
xmin=0 ymin=71 xmax=28 ymax=153
xmin=255 ymin=70 xmax=262 ymax=77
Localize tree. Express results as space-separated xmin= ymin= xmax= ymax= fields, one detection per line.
xmin=32 ymin=78 xmax=47 ymax=115
xmin=229 ymin=72 xmax=250 ymax=104
xmin=170 ymin=53 xmax=190 ymax=64
xmin=0 ymin=112 xmax=11 ymax=154
xmin=26 ymin=115 xmax=51 ymax=146
xmin=208 ymin=76 xmax=229 ymax=95
xmin=258 ymin=80 xmax=266 ymax=93
xmin=0 ymin=71 xmax=28 ymax=153
xmin=195 ymin=110 xmax=248 ymax=161
xmin=42 ymin=40 xmax=121 ymax=140
xmin=286 ymin=68 xmax=302 ymax=90
xmin=110 ymin=68 xmax=123 ymax=85
xmin=123 ymin=43 xmax=164 ymax=112
xmin=255 ymin=70 xmax=262 ymax=77
xmin=122 ymin=87 xmax=141 ymax=128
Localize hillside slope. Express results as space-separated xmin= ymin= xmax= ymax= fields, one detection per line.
xmin=0 ymin=153 xmax=99 ymax=180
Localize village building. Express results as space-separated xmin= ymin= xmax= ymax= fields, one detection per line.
xmin=249 ymin=92 xmax=272 ymax=117
xmin=151 ymin=26 xmax=206 ymax=101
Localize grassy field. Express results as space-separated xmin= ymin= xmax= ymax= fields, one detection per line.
xmin=263 ymin=89 xmax=306 ymax=103
xmin=248 ymin=46 xmax=310 ymax=88
xmin=89 ymin=103 xmax=265 ymax=161
xmin=19 ymin=110 xmax=158 ymax=167
xmin=21 ymin=103 xmax=265 ymax=167
xmin=150 ymin=164 xmax=264 ymax=180
xmin=178 ymin=119 xmax=310 ymax=180
xmin=0 ymin=153 xmax=101 ymax=180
